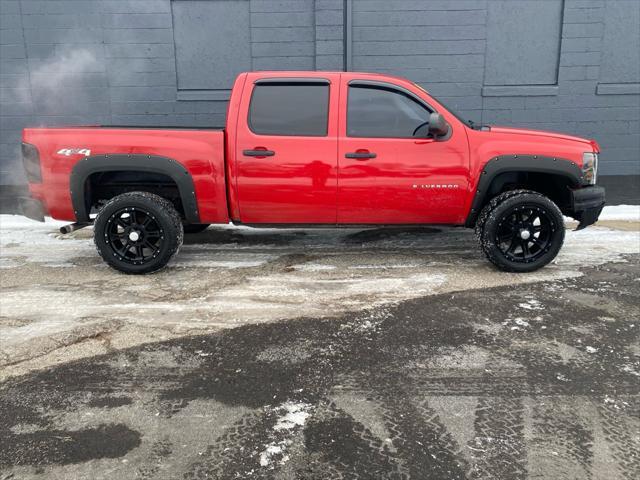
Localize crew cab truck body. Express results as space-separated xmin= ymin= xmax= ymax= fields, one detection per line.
xmin=20 ymin=71 xmax=605 ymax=273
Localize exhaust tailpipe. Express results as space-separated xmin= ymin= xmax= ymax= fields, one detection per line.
xmin=60 ymin=222 xmax=90 ymax=234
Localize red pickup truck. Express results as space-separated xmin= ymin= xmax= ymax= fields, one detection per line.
xmin=20 ymin=71 xmax=604 ymax=274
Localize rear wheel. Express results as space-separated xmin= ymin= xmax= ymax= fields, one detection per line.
xmin=183 ymin=223 xmax=210 ymax=234
xmin=475 ymin=189 xmax=565 ymax=272
xmin=94 ymin=191 xmax=183 ymax=274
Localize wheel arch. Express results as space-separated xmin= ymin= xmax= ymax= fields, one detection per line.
xmin=70 ymin=154 xmax=200 ymax=223
xmin=465 ymin=155 xmax=584 ymax=227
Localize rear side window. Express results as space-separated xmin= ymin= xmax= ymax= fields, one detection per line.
xmin=347 ymin=85 xmax=431 ymax=138
xmin=249 ymin=83 xmax=329 ymax=136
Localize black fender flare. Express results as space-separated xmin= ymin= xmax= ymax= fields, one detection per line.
xmin=70 ymin=154 xmax=200 ymax=223
xmin=465 ymin=154 xmax=584 ymax=227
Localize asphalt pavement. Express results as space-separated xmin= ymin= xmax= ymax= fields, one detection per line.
xmin=1 ymin=256 xmax=638 ymax=479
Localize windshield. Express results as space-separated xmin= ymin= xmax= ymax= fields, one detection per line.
xmin=413 ymin=83 xmax=482 ymax=130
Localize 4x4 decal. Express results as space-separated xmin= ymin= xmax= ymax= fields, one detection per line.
xmin=57 ymin=148 xmax=91 ymax=157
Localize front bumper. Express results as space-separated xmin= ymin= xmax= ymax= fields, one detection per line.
xmin=18 ymin=196 xmax=46 ymax=222
xmin=570 ymin=185 xmax=605 ymax=230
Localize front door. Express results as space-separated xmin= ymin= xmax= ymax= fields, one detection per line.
xmin=235 ymin=75 xmax=339 ymax=224
xmin=337 ymin=79 xmax=469 ymax=224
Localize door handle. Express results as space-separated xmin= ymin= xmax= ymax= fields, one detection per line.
xmin=345 ymin=151 xmax=376 ymax=160
xmin=243 ymin=149 xmax=275 ymax=157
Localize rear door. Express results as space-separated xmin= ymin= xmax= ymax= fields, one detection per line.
xmin=337 ymin=78 xmax=469 ymax=224
xmin=235 ymin=74 xmax=339 ymax=224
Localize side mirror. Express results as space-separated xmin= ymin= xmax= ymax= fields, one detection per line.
xmin=428 ymin=112 xmax=450 ymax=138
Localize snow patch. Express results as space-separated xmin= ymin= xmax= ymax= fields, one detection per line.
xmin=259 ymin=442 xmax=288 ymax=467
xmin=558 ymin=227 xmax=640 ymax=267
xmin=273 ymin=402 xmax=311 ymax=431
xmin=0 ymin=215 xmax=70 ymax=235
xmin=349 ymin=263 xmax=420 ymax=270
xmin=259 ymin=402 xmax=312 ymax=468
xmin=0 ymin=215 xmax=93 ymax=267
xmin=621 ymin=364 xmax=639 ymax=377
xmin=518 ymin=299 xmax=544 ymax=311
xmin=598 ymin=205 xmax=640 ymax=222
xmin=293 ymin=263 xmax=337 ymax=272
xmin=503 ymin=318 xmax=531 ymax=330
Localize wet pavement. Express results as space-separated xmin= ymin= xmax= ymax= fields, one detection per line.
xmin=1 ymin=256 xmax=638 ymax=479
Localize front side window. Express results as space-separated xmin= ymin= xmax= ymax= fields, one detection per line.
xmin=347 ymin=85 xmax=431 ymax=138
xmin=249 ymin=83 xmax=329 ymax=136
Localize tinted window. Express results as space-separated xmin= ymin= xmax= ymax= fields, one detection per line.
xmin=347 ymin=86 xmax=431 ymax=138
xmin=249 ymin=83 xmax=329 ymax=136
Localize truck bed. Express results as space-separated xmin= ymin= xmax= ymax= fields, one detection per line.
xmin=22 ymin=127 xmax=229 ymax=224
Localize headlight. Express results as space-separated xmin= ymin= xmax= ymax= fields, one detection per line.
xmin=582 ymin=152 xmax=598 ymax=185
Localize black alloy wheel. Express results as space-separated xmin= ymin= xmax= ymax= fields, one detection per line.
xmin=495 ymin=205 xmax=556 ymax=264
xmin=476 ymin=190 xmax=565 ymax=272
xmin=94 ymin=192 xmax=183 ymax=274
xmin=105 ymin=207 xmax=164 ymax=265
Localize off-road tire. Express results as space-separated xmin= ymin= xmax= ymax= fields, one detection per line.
xmin=183 ymin=224 xmax=210 ymax=234
xmin=94 ymin=191 xmax=184 ymax=274
xmin=475 ymin=189 xmax=565 ymax=272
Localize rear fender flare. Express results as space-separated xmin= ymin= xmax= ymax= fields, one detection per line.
xmin=465 ymin=154 xmax=584 ymax=227
xmin=70 ymin=154 xmax=199 ymax=223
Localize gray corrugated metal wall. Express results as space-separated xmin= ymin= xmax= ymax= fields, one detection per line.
xmin=1 ymin=0 xmax=638 ymax=185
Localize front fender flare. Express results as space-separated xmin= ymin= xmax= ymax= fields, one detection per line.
xmin=70 ymin=154 xmax=200 ymax=223
xmin=465 ymin=154 xmax=584 ymax=227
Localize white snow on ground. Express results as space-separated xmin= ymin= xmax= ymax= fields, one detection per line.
xmin=259 ymin=443 xmax=286 ymax=467
xmin=599 ymin=204 xmax=640 ymax=221
xmin=0 ymin=215 xmax=69 ymax=234
xmin=0 ymin=215 xmax=278 ymax=269
xmin=556 ymin=227 xmax=639 ymax=267
xmin=173 ymin=251 xmax=277 ymax=269
xmin=273 ymin=402 xmax=312 ymax=431
xmin=0 ymin=215 xmax=94 ymax=267
xmin=1 ymin=206 xmax=638 ymax=270
xmin=292 ymin=263 xmax=337 ymax=272
xmin=621 ymin=364 xmax=640 ymax=377
xmin=259 ymin=402 xmax=312 ymax=468
xmin=518 ymin=299 xmax=544 ymax=311
xmin=0 ymin=206 xmax=638 ymax=376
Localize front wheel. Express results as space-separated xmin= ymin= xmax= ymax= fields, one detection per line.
xmin=475 ymin=190 xmax=565 ymax=272
xmin=94 ymin=192 xmax=184 ymax=274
